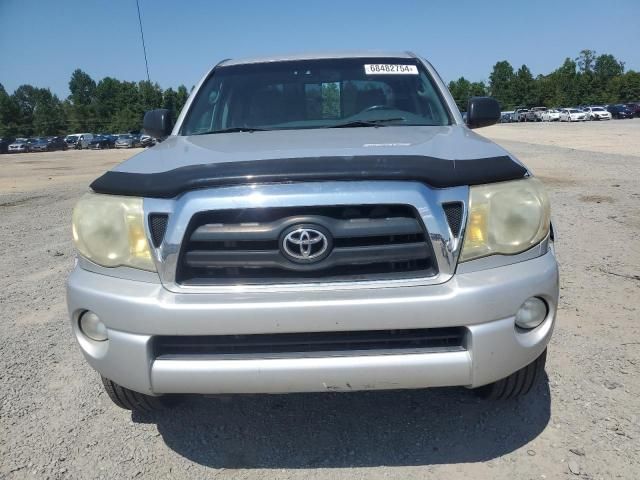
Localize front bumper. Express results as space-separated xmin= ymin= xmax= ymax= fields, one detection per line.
xmin=67 ymin=250 xmax=559 ymax=395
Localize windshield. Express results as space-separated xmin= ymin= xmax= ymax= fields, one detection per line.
xmin=592 ymin=107 xmax=604 ymax=111
xmin=118 ymin=134 xmax=132 ymax=139
xmin=569 ymin=109 xmax=581 ymax=113
xmin=181 ymin=58 xmax=451 ymax=135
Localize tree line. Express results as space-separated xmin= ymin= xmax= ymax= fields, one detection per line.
xmin=0 ymin=69 xmax=190 ymax=137
xmin=448 ymin=50 xmax=639 ymax=111
xmin=2 ymin=49 xmax=639 ymax=137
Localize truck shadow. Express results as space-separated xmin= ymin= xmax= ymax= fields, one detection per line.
xmin=134 ymin=375 xmax=550 ymax=468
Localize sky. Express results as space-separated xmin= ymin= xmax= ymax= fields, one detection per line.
xmin=1 ymin=0 xmax=639 ymax=98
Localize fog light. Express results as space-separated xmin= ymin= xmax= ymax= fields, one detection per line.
xmin=79 ymin=311 xmax=108 ymax=341
xmin=515 ymin=297 xmax=548 ymax=330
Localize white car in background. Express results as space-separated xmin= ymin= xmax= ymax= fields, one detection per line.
xmin=583 ymin=106 xmax=612 ymax=121
xmin=542 ymin=109 xmax=561 ymax=121
xmin=530 ymin=107 xmax=547 ymax=122
xmin=559 ymin=109 xmax=586 ymax=122
xmin=65 ymin=133 xmax=94 ymax=149
xmin=513 ymin=108 xmax=529 ymax=122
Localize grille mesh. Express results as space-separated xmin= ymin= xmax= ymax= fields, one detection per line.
xmin=149 ymin=214 xmax=169 ymax=247
xmin=442 ymin=202 xmax=464 ymax=237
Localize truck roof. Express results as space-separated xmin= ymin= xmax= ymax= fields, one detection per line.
xmin=219 ymin=50 xmax=415 ymax=67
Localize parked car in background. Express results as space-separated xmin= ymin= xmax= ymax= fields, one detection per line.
xmin=30 ymin=137 xmax=51 ymax=152
xmin=77 ymin=133 xmax=95 ymax=149
xmin=0 ymin=137 xmax=15 ymax=154
xmin=607 ymin=104 xmax=634 ymax=119
xmin=106 ymin=134 xmax=118 ymax=147
xmin=115 ymin=134 xmax=139 ymax=148
xmin=513 ymin=108 xmax=529 ymax=122
xmin=8 ymin=138 xmax=33 ymax=153
xmin=524 ymin=110 xmax=537 ymax=122
xmin=49 ymin=136 xmax=68 ymax=150
xmin=530 ymin=107 xmax=547 ymax=122
xmin=541 ymin=109 xmax=561 ymax=121
xmin=583 ymin=106 xmax=611 ymax=121
xmin=29 ymin=136 xmax=67 ymax=152
xmin=64 ymin=133 xmax=94 ymax=149
xmin=88 ymin=135 xmax=113 ymax=149
xmin=624 ymin=103 xmax=640 ymax=117
xmin=559 ymin=108 xmax=586 ymax=122
xmin=139 ymin=134 xmax=154 ymax=147
xmin=65 ymin=134 xmax=79 ymax=148
xmin=500 ymin=111 xmax=514 ymax=123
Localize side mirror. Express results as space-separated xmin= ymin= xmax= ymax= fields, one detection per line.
xmin=143 ymin=109 xmax=173 ymax=139
xmin=466 ymin=97 xmax=501 ymax=129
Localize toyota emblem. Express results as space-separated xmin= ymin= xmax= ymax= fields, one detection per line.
xmin=281 ymin=226 xmax=331 ymax=263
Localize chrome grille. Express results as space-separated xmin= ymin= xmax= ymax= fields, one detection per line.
xmin=176 ymin=205 xmax=437 ymax=285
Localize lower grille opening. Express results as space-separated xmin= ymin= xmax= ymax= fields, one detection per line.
xmin=153 ymin=328 xmax=466 ymax=358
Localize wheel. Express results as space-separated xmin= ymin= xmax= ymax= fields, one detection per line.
xmin=474 ymin=348 xmax=547 ymax=399
xmin=101 ymin=376 xmax=178 ymax=412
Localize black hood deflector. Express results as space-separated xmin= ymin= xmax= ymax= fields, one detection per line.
xmin=90 ymin=155 xmax=527 ymax=198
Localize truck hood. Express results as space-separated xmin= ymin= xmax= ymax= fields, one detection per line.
xmin=92 ymin=125 xmax=529 ymax=198
xmin=113 ymin=125 xmax=514 ymax=174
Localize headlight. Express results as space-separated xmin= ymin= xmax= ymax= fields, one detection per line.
xmin=460 ymin=178 xmax=550 ymax=262
xmin=72 ymin=193 xmax=156 ymax=271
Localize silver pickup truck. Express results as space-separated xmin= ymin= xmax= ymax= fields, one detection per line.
xmin=67 ymin=52 xmax=558 ymax=411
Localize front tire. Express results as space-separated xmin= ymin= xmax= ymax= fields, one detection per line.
xmin=101 ymin=376 xmax=177 ymax=412
xmin=474 ymin=348 xmax=547 ymax=400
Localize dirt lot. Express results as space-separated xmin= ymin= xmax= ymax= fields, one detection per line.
xmin=1 ymin=121 xmax=639 ymax=479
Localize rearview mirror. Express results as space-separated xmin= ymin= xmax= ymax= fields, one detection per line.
xmin=143 ymin=109 xmax=173 ymax=139
xmin=466 ymin=97 xmax=501 ymax=129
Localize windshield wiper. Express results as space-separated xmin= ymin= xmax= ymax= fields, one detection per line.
xmin=194 ymin=127 xmax=268 ymax=135
xmin=328 ymin=118 xmax=406 ymax=128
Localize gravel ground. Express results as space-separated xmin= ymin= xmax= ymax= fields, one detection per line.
xmin=1 ymin=121 xmax=639 ymax=479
